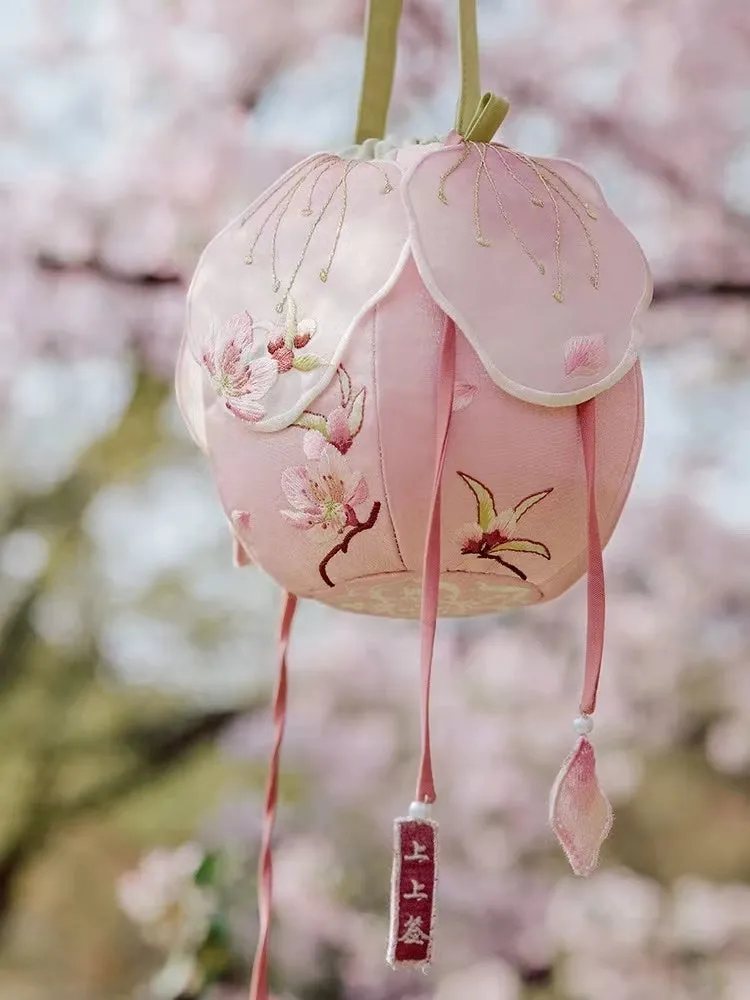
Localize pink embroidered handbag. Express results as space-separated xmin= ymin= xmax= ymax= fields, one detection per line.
xmin=176 ymin=0 xmax=651 ymax=991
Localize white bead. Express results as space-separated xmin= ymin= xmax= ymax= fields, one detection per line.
xmin=409 ymin=800 xmax=432 ymax=820
xmin=574 ymin=715 xmax=594 ymax=735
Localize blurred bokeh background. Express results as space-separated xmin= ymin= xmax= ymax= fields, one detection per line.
xmin=2 ymin=1 xmax=750 ymax=998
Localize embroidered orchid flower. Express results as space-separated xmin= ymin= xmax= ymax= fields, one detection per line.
xmin=457 ymin=472 xmax=552 ymax=581
xmin=280 ymin=448 xmax=369 ymax=533
xmin=202 ymin=312 xmax=277 ymax=422
xmin=267 ymin=296 xmax=321 ymax=373
xmin=293 ymin=366 xmax=365 ymax=455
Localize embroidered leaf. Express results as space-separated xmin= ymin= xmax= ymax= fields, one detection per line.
xmin=347 ymin=387 xmax=366 ymax=437
xmin=513 ymin=488 xmax=553 ymax=521
xmin=457 ymin=472 xmax=497 ymax=532
xmin=489 ymin=538 xmax=551 ymax=559
xmin=338 ymin=366 xmax=352 ymax=406
xmin=292 ymin=354 xmax=323 ymax=372
xmin=292 ymin=411 xmax=328 ymax=436
xmin=194 ymin=852 xmax=220 ymax=886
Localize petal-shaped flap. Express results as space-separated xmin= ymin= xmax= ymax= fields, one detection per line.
xmin=175 ymin=334 xmax=208 ymax=453
xmin=403 ymin=143 xmax=651 ymax=405
xmin=549 ymin=736 xmax=613 ymax=877
xmin=186 ymin=154 xmax=409 ymax=431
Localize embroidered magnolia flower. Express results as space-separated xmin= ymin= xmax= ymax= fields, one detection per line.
xmin=116 ymin=843 xmax=217 ymax=954
xmin=457 ymin=472 xmax=552 ymax=580
xmin=202 ymin=312 xmax=277 ymax=422
xmin=293 ymin=366 xmax=365 ymax=455
xmin=281 ymin=448 xmax=369 ymax=533
xmin=267 ymin=296 xmax=321 ymax=373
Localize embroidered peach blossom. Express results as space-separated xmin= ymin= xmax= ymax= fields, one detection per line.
xmin=281 ymin=448 xmax=369 ymax=533
xmin=267 ymin=297 xmax=321 ymax=374
xmin=202 ymin=313 xmax=277 ymax=423
xmin=293 ymin=366 xmax=365 ymax=455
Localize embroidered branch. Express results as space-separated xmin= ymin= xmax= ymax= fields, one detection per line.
xmin=318 ymin=501 xmax=381 ymax=588
xmin=281 ymin=365 xmax=381 ymax=587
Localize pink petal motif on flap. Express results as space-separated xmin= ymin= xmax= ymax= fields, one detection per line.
xmin=549 ymin=736 xmax=613 ymax=877
xmin=453 ymin=382 xmax=478 ymax=411
xmin=564 ymin=335 xmax=607 ymax=377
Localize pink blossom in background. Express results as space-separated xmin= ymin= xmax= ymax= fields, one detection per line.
xmin=116 ymin=844 xmax=216 ymax=954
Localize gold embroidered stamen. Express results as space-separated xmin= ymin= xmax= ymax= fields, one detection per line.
xmin=473 ymin=144 xmax=491 ymax=247
xmin=363 ymin=161 xmax=394 ymax=194
xmin=478 ymin=145 xmax=546 ymax=274
xmin=437 ymin=142 xmax=470 ymax=204
xmin=243 ymin=160 xmax=325 ymax=266
xmin=531 ymin=158 xmax=599 ymax=221
xmin=543 ymin=178 xmax=600 ymax=290
xmin=269 ymin=164 xmax=332 ymax=292
xmin=513 ymin=151 xmax=600 ymax=294
xmin=319 ymin=163 xmax=354 ymax=283
xmin=491 ymin=145 xmax=545 ymax=207
xmin=239 ymin=156 xmax=323 ymax=229
xmin=498 ymin=150 xmax=563 ymax=300
xmin=300 ymin=156 xmax=338 ymax=217
xmin=276 ymin=163 xmax=355 ymax=313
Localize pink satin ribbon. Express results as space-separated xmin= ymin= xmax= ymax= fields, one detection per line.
xmin=249 ymin=591 xmax=298 ymax=1000
xmin=577 ymin=398 xmax=605 ymax=717
xmin=415 ymin=317 xmax=456 ymax=805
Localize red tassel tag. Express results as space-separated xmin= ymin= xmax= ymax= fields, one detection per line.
xmin=387 ymin=814 xmax=438 ymax=970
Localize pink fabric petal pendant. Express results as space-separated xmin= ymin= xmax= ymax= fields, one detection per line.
xmin=549 ymin=736 xmax=613 ymax=877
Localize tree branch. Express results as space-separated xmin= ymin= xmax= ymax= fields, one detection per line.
xmin=652 ymin=280 xmax=750 ymax=304
xmin=36 ymin=252 xmax=182 ymax=288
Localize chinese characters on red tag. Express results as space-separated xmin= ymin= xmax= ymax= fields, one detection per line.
xmin=387 ymin=817 xmax=438 ymax=969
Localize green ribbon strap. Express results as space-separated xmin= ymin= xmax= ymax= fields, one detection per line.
xmin=354 ymin=0 xmax=509 ymax=145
